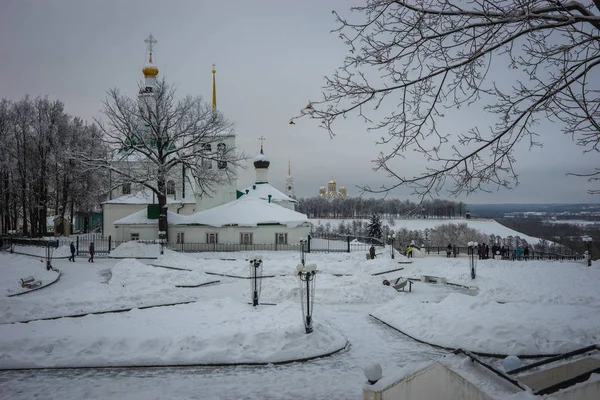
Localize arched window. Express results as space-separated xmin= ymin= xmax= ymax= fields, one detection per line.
xmin=217 ymin=142 xmax=227 ymax=169
xmin=202 ymin=143 xmax=212 ymax=169
xmin=166 ymin=180 xmax=175 ymax=195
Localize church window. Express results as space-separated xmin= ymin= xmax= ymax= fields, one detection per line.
xmin=275 ymin=233 xmax=288 ymax=245
xmin=177 ymin=232 xmax=185 ymax=244
xmin=202 ymin=143 xmax=212 ymax=169
xmin=240 ymin=232 xmax=253 ymax=245
xmin=166 ymin=180 xmax=176 ymax=195
xmin=130 ymin=233 xmax=140 ymax=241
xmin=206 ymin=232 xmax=218 ymax=244
xmin=217 ymin=142 xmax=227 ymax=170
xmin=122 ymin=183 xmax=131 ymax=195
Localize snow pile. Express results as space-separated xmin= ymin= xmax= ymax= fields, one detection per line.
xmin=372 ymin=258 xmax=600 ymax=355
xmin=109 ymin=241 xmax=161 ymax=258
xmin=153 ymin=249 xmax=220 ymax=272
xmin=110 ymin=259 xmax=212 ymax=288
xmin=0 ymin=299 xmax=347 ymax=368
xmin=0 ymin=258 xmax=207 ymax=324
xmin=254 ymin=273 xmax=398 ymax=305
xmin=0 ymin=253 xmax=60 ymax=296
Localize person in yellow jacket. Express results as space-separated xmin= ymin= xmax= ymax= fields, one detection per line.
xmin=407 ymin=245 xmax=413 ymax=258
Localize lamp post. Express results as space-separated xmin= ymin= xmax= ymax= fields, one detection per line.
xmin=8 ymin=230 xmax=15 ymax=253
xmin=583 ymin=236 xmax=592 ymax=267
xmin=249 ymin=255 xmax=263 ymax=306
xmin=158 ymin=230 xmax=167 ymax=255
xmin=468 ymin=241 xmax=478 ymax=279
xmin=297 ymin=263 xmax=317 ymax=334
xmin=388 ymin=233 xmax=396 ymax=259
xmin=299 ymin=237 xmax=308 ymax=266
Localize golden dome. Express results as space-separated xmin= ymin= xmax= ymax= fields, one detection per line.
xmin=143 ymin=65 xmax=159 ymax=76
xmin=329 ymin=180 xmax=336 ymax=184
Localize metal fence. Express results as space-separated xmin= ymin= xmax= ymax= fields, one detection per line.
xmin=422 ymin=246 xmax=585 ymax=261
xmin=1 ymin=235 xmax=585 ymax=261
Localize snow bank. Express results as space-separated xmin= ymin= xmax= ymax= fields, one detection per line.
xmin=0 ymin=253 xmax=59 ymax=296
xmin=372 ymin=292 xmax=600 ymax=355
xmin=0 ymin=258 xmax=210 ymax=324
xmin=372 ymin=258 xmax=600 ymax=355
xmin=109 ymin=241 xmax=161 ymax=258
xmin=254 ymin=273 xmax=398 ymax=305
xmin=0 ymin=299 xmax=347 ymax=368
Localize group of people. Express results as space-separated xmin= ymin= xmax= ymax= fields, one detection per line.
xmin=67 ymin=241 xmax=95 ymax=263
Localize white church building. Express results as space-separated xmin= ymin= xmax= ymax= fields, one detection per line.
xmin=104 ymin=36 xmax=309 ymax=246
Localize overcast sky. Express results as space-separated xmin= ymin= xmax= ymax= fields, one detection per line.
xmin=1 ymin=0 xmax=598 ymax=204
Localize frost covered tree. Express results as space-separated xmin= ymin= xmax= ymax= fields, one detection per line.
xmin=367 ymin=213 xmax=383 ymax=238
xmin=296 ymin=0 xmax=600 ymax=197
xmin=86 ymin=78 xmax=245 ymax=240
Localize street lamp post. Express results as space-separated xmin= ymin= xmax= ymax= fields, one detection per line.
xmin=249 ymin=255 xmax=263 ymax=306
xmin=158 ymin=231 xmax=167 ymax=255
xmin=299 ymin=237 xmax=308 ymax=267
xmin=8 ymin=230 xmax=15 ymax=253
xmin=468 ymin=241 xmax=478 ymax=279
xmin=583 ymin=236 xmax=592 ymax=267
xmin=297 ymin=263 xmax=318 ymax=334
xmin=388 ymin=233 xmax=396 ymax=259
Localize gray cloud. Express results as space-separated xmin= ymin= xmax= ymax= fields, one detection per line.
xmin=1 ymin=0 xmax=597 ymax=204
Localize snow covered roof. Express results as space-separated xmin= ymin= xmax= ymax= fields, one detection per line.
xmin=174 ymin=196 xmax=307 ymax=228
xmin=103 ymin=190 xmax=195 ymax=205
xmin=240 ymin=183 xmax=297 ymax=204
xmin=114 ymin=209 xmax=187 ymax=225
xmin=114 ymin=196 xmax=308 ymax=228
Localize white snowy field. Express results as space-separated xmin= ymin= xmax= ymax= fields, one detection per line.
xmin=1 ymin=243 xmax=599 ymax=399
xmin=311 ymin=217 xmax=544 ymax=243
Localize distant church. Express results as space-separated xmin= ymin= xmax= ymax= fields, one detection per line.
xmin=319 ymin=180 xmax=347 ymax=198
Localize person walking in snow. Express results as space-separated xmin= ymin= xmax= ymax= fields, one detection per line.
xmin=88 ymin=242 xmax=95 ymax=263
xmin=369 ymin=245 xmax=376 ymax=260
xmin=446 ymin=243 xmax=452 ymax=258
xmin=68 ymin=242 xmax=76 ymax=262
xmin=407 ymin=245 xmax=413 ymax=258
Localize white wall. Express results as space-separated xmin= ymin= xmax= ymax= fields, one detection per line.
xmin=554 ymin=379 xmax=600 ymax=400
xmin=103 ymin=204 xmax=146 ymax=239
xmin=105 ymin=203 xmax=196 ymax=240
xmin=169 ymin=224 xmax=311 ymax=244
xmin=116 ymin=225 xmax=158 ymax=242
xmin=364 ymin=363 xmax=497 ymax=400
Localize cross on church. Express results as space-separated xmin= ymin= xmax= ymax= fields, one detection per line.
xmin=145 ymin=34 xmax=157 ymax=54
xmin=259 ymin=135 xmax=266 ymax=149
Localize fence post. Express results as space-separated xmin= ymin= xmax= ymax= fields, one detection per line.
xmin=307 ymin=235 xmax=311 ymax=253
xmin=108 ymin=235 xmax=111 ymax=254
xmin=347 ymin=236 xmax=350 ymax=253
xmin=76 ymin=236 xmax=79 ymax=256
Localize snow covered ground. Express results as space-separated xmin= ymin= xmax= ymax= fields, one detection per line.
xmin=0 ymin=243 xmax=598 ymax=399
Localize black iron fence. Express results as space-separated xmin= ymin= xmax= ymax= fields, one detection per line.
xmin=423 ymin=246 xmax=585 ymax=261
xmin=1 ymin=235 xmax=585 ymax=261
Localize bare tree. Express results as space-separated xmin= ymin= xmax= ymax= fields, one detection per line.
xmin=88 ymin=78 xmax=245 ymax=240
xmin=296 ymin=0 xmax=600 ymax=197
